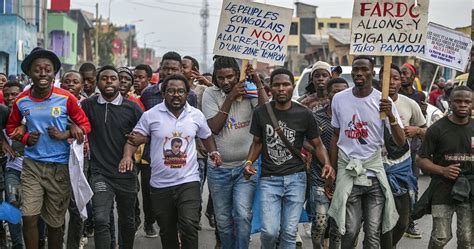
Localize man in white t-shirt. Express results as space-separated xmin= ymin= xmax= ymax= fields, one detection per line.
xmin=328 ymin=55 xmax=405 ymax=248
xmin=120 ymin=74 xmax=222 ymax=249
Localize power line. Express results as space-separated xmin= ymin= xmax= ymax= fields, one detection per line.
xmin=149 ymin=0 xmax=220 ymax=10
xmin=130 ymin=2 xmax=220 ymax=17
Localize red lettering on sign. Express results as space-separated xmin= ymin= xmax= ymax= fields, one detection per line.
xmin=359 ymin=1 xmax=420 ymax=18
xmin=250 ymin=29 xmax=286 ymax=44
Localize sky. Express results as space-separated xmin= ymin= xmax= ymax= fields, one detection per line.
xmin=70 ymin=0 xmax=472 ymax=70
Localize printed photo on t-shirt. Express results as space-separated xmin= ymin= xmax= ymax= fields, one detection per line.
xmin=163 ymin=132 xmax=189 ymax=168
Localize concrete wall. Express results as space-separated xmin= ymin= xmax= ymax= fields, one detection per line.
xmin=47 ymin=12 xmax=77 ymax=66
xmin=0 ymin=15 xmax=37 ymax=75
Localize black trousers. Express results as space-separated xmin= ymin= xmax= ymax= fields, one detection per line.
xmin=380 ymin=191 xmax=411 ymax=249
xmin=150 ymin=181 xmax=201 ymax=249
xmin=138 ymin=164 xmax=155 ymax=226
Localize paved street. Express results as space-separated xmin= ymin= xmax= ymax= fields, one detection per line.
xmin=82 ymin=174 xmax=458 ymax=249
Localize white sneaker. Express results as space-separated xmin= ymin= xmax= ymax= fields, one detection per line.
xmin=296 ymin=232 xmax=303 ymax=246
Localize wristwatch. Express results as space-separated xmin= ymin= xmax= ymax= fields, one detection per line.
xmin=389 ymin=118 xmax=398 ymax=126
xmin=209 ymin=151 xmax=220 ymax=157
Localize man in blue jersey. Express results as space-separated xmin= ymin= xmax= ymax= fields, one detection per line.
xmin=6 ymin=48 xmax=91 ymax=249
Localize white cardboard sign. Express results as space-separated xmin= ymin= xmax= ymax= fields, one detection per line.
xmin=350 ymin=0 xmax=429 ymax=56
xmin=213 ymin=0 xmax=293 ymax=65
xmin=420 ymin=22 xmax=473 ymax=72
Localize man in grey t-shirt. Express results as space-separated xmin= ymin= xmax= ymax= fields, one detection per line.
xmin=202 ymin=56 xmax=268 ymax=248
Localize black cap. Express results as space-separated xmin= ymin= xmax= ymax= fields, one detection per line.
xmin=21 ymin=47 xmax=61 ymax=76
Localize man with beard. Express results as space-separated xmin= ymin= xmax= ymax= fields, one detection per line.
xmin=327 ymin=56 xmax=404 ymax=248
xmin=244 ymin=68 xmax=333 ymax=248
xmin=121 ymin=74 xmax=222 ymax=249
xmin=416 ymin=86 xmax=473 ymax=248
xmin=137 ymin=52 xmax=197 ymax=237
xmin=6 ymin=47 xmax=91 ymax=249
xmin=203 ymin=56 xmax=267 ymax=249
xmin=81 ymin=65 xmax=143 ymax=249
xmin=79 ymin=62 xmax=100 ymax=98
xmin=298 ymin=61 xmax=332 ymax=111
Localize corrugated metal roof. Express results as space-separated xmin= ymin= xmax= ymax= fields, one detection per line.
xmin=326 ymin=28 xmax=351 ymax=45
xmin=302 ymin=34 xmax=328 ymax=46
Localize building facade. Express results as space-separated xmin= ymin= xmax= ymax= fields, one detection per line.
xmin=0 ymin=10 xmax=37 ymax=75
xmin=47 ymin=11 xmax=78 ymax=71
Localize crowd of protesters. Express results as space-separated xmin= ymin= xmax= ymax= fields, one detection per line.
xmin=0 ymin=47 xmax=472 ymax=249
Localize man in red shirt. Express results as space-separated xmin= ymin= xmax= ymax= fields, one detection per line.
xmin=428 ymin=77 xmax=446 ymax=106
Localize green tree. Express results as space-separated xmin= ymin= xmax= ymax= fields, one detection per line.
xmin=92 ymin=24 xmax=118 ymax=66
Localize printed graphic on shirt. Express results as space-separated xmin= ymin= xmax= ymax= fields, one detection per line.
xmin=345 ymin=114 xmax=368 ymax=145
xmin=444 ymin=153 xmax=474 ymax=162
xmin=265 ymin=120 xmax=295 ymax=165
xmin=163 ymin=132 xmax=189 ymax=168
xmin=226 ymin=116 xmax=251 ymax=130
xmin=51 ymin=107 xmax=61 ymax=118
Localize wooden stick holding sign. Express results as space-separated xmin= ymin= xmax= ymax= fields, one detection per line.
xmin=235 ymin=59 xmax=249 ymax=102
xmin=427 ymin=65 xmax=440 ymax=94
xmin=380 ymin=56 xmax=392 ymax=119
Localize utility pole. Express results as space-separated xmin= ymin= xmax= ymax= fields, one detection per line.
xmin=128 ymin=27 xmax=133 ymax=66
xmin=95 ymin=3 xmax=99 ymax=65
xmin=200 ymin=0 xmax=209 ymax=72
xmin=143 ymin=32 xmax=155 ymax=64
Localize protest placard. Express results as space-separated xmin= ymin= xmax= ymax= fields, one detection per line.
xmin=420 ymin=22 xmax=473 ymax=72
xmin=213 ymin=0 xmax=293 ymax=65
xmin=350 ymin=0 xmax=429 ymax=56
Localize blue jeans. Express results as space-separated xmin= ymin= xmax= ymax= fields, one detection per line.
xmin=5 ymin=168 xmax=23 ymax=248
xmin=207 ymin=160 xmax=256 ymax=249
xmin=260 ymin=171 xmax=306 ymax=249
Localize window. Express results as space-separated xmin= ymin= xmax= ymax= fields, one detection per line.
xmin=328 ymin=23 xmax=337 ymax=28
xmin=318 ymin=22 xmax=324 ymax=29
xmin=290 ymin=22 xmax=298 ymax=35
xmin=339 ymin=23 xmax=349 ymax=29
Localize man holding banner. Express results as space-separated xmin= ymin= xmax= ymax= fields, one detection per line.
xmin=328 ymin=56 xmax=404 ymax=248
xmin=203 ymin=56 xmax=267 ymax=249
